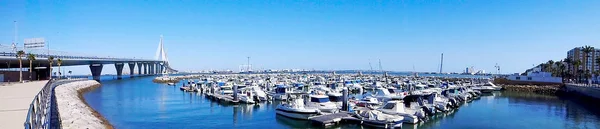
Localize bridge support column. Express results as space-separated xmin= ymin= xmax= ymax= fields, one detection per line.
xmin=148 ymin=63 xmax=154 ymax=75
xmin=128 ymin=63 xmax=135 ymax=78
xmin=136 ymin=62 xmax=142 ymax=76
xmin=158 ymin=64 xmax=163 ymax=74
xmin=143 ymin=63 xmax=148 ymax=75
xmin=153 ymin=63 xmax=157 ymax=75
xmin=115 ymin=63 xmax=124 ymax=80
xmin=89 ymin=64 xmax=103 ymax=81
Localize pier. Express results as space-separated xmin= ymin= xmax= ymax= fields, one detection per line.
xmin=565 ymin=84 xmax=600 ymax=99
xmin=309 ymin=112 xmax=354 ymax=127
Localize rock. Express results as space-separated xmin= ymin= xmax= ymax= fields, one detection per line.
xmin=501 ymin=84 xmax=563 ymax=95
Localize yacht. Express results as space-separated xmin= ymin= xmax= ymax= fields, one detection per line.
xmin=275 ymin=94 xmax=321 ymax=120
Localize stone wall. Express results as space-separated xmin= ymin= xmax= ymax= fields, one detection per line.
xmin=54 ymin=80 xmax=113 ymax=129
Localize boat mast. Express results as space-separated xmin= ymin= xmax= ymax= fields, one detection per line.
xmin=378 ymin=59 xmax=383 ymax=72
xmin=440 ymin=53 xmax=444 ymax=73
xmin=369 ymin=61 xmax=373 ymax=74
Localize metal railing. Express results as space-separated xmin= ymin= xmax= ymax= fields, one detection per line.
xmin=23 ymin=79 xmax=87 ymax=129
xmin=0 ymin=52 xmax=158 ymax=61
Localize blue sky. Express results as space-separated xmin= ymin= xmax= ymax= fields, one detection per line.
xmin=1 ymin=0 xmax=599 ymax=75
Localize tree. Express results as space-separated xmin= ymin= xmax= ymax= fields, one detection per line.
xmin=57 ymin=59 xmax=62 ymax=79
xmin=573 ymin=60 xmax=581 ymax=83
xmin=564 ymin=58 xmax=573 ymax=75
xmin=26 ymin=54 xmax=36 ymax=80
xmin=582 ymin=45 xmax=595 ymax=82
xmin=16 ymin=50 xmax=25 ymax=82
xmin=48 ymin=56 xmax=54 ymax=79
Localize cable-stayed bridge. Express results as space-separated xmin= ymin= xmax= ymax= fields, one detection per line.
xmin=0 ymin=36 xmax=176 ymax=81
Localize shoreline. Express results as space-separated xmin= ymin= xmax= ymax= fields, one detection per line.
xmin=54 ymin=80 xmax=114 ymax=129
xmin=77 ymin=83 xmax=114 ymax=129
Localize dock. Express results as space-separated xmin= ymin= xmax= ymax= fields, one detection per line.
xmin=309 ymin=112 xmax=354 ymax=127
xmin=205 ymin=93 xmax=240 ymax=104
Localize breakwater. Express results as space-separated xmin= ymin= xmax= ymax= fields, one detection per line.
xmin=54 ymin=80 xmax=113 ymax=129
xmin=501 ymin=85 xmax=562 ymax=95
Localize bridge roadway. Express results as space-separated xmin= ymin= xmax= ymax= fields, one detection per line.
xmin=0 ymin=51 xmax=174 ymax=81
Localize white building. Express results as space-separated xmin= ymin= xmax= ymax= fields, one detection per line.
xmin=507 ymin=67 xmax=562 ymax=83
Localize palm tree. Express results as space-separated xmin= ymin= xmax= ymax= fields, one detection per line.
xmin=582 ymin=45 xmax=595 ymax=82
xmin=48 ymin=56 xmax=54 ymax=80
xmin=564 ymin=58 xmax=572 ymax=75
xmin=573 ymin=60 xmax=581 ymax=83
xmin=57 ymin=59 xmax=62 ymax=79
xmin=16 ymin=50 xmax=25 ymax=82
xmin=26 ymin=54 xmax=36 ymax=80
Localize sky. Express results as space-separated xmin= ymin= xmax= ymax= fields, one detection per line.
xmin=1 ymin=0 xmax=599 ymax=75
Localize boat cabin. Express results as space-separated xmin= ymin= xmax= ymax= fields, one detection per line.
xmin=310 ymin=95 xmax=331 ymax=103
xmin=275 ymin=85 xmax=294 ymax=94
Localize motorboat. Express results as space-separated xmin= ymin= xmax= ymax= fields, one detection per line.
xmin=220 ymin=85 xmax=234 ymax=95
xmin=355 ymin=96 xmax=381 ymax=109
xmin=326 ymin=92 xmax=344 ymax=108
xmin=484 ymin=82 xmax=502 ymax=91
xmin=377 ymin=101 xmax=425 ymax=124
xmin=474 ymin=85 xmax=495 ymax=93
xmin=272 ymin=84 xmax=295 ymax=101
xmin=275 ymin=94 xmax=321 ymax=120
xmin=306 ymin=95 xmax=339 ymax=114
xmin=354 ymin=109 xmax=404 ymax=129
xmin=373 ymin=88 xmax=404 ymax=102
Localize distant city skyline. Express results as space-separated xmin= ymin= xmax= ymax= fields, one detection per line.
xmin=1 ymin=1 xmax=599 ymax=75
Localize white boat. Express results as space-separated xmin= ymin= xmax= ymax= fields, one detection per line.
xmin=326 ymin=92 xmax=343 ymax=108
xmin=272 ymin=84 xmax=295 ymax=100
xmin=479 ymin=86 xmax=495 ymax=93
xmin=356 ymin=96 xmax=381 ymax=108
xmin=275 ymin=94 xmax=320 ymax=120
xmin=484 ymin=82 xmax=502 ymax=91
xmin=220 ymin=85 xmax=234 ymax=95
xmin=377 ymin=101 xmax=425 ymax=124
xmin=306 ymin=95 xmax=339 ymax=114
xmin=238 ymin=89 xmax=256 ymax=104
xmin=354 ymin=109 xmax=404 ymax=128
xmin=373 ymin=88 xmax=403 ymax=102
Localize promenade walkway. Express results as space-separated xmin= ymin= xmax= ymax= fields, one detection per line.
xmin=0 ymin=81 xmax=48 ymax=129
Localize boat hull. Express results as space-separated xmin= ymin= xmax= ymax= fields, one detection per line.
xmin=275 ymin=109 xmax=319 ymax=120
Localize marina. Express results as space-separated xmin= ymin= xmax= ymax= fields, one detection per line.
xmin=82 ymin=74 xmax=600 ymax=129
xmin=6 ymin=1 xmax=600 ymax=129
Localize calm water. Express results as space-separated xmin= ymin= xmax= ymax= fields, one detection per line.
xmin=83 ymin=76 xmax=600 ymax=129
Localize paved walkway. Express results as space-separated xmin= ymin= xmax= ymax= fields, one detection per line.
xmin=0 ymin=81 xmax=48 ymax=129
